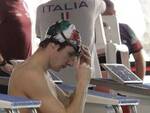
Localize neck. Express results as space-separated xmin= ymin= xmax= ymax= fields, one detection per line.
xmin=27 ymin=48 xmax=51 ymax=72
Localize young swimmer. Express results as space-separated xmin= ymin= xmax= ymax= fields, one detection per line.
xmin=8 ymin=20 xmax=91 ymax=113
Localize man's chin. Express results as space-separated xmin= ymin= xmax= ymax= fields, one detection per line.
xmin=53 ymin=68 xmax=61 ymax=72
xmin=50 ymin=66 xmax=65 ymax=72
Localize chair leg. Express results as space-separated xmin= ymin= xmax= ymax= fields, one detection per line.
xmin=31 ymin=108 xmax=38 ymax=113
xmin=129 ymin=105 xmax=138 ymax=113
xmin=11 ymin=109 xmax=20 ymax=113
xmin=112 ymin=105 xmax=123 ymax=113
xmin=5 ymin=109 xmax=20 ymax=113
xmin=5 ymin=109 xmax=13 ymax=113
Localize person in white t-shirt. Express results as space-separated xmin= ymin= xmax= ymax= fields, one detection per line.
xmin=36 ymin=0 xmax=106 ymax=83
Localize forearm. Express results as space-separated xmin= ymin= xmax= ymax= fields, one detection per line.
xmin=56 ymin=85 xmax=71 ymax=107
xmin=133 ymin=51 xmax=145 ymax=80
xmin=67 ymin=81 xmax=89 ymax=113
xmin=135 ymin=59 xmax=145 ymax=80
xmin=66 ymin=46 xmax=91 ymax=113
xmin=56 ymin=80 xmax=89 ymax=113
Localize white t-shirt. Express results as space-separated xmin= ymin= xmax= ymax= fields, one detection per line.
xmin=36 ymin=0 xmax=106 ymax=83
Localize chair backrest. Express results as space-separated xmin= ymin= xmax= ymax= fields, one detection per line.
xmin=102 ymin=15 xmax=121 ymax=45
xmin=101 ymin=15 xmax=130 ymax=68
xmin=0 ymin=93 xmax=41 ymax=109
xmin=95 ymin=15 xmax=107 ymax=53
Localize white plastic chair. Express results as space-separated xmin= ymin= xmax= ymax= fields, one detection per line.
xmin=0 ymin=94 xmax=41 ymax=113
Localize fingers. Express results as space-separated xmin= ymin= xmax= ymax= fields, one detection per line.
xmin=73 ymin=57 xmax=80 ymax=68
xmin=81 ymin=45 xmax=90 ymax=57
xmin=80 ymin=45 xmax=91 ymax=66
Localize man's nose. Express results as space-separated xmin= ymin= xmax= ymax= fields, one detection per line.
xmin=67 ymin=60 xmax=74 ymax=66
xmin=67 ymin=57 xmax=76 ymax=66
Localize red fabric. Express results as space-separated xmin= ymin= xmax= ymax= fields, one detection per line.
xmin=95 ymin=85 xmax=110 ymax=93
xmin=122 ymin=106 xmax=130 ymax=113
xmin=0 ymin=0 xmax=31 ymax=60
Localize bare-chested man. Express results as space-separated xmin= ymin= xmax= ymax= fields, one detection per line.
xmin=8 ymin=20 xmax=91 ymax=113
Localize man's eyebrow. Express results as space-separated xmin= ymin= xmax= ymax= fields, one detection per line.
xmin=69 ymin=51 xmax=77 ymax=56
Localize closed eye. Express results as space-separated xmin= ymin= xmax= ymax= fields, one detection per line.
xmin=68 ymin=52 xmax=76 ymax=57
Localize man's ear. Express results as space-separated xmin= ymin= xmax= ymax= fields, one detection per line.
xmin=49 ymin=43 xmax=59 ymax=50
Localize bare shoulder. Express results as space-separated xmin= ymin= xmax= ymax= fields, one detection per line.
xmin=11 ymin=63 xmax=43 ymax=82
xmin=8 ymin=63 xmax=45 ymax=96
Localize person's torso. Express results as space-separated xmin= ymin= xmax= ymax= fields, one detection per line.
xmin=36 ymin=0 xmax=101 ymax=47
